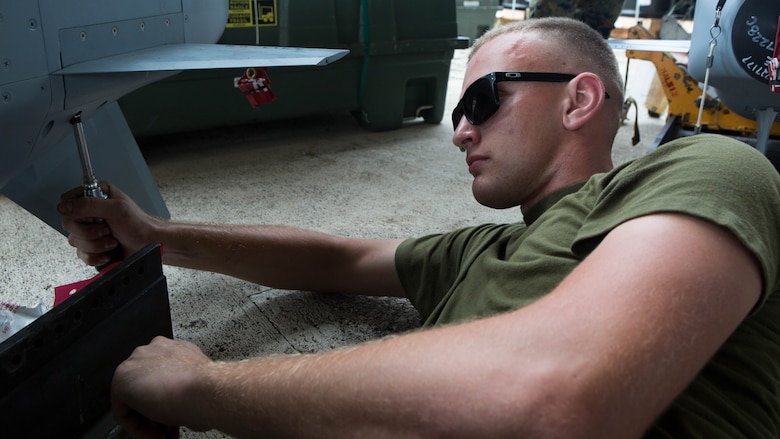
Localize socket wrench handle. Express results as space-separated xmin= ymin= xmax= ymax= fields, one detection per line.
xmin=70 ymin=112 xmax=123 ymax=270
xmin=71 ymin=112 xmax=108 ymax=199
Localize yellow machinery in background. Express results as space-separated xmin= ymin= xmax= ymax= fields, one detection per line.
xmin=625 ymin=24 xmax=780 ymax=138
xmin=613 ymin=0 xmax=780 ymax=161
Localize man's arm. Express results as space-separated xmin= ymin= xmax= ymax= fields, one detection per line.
xmin=111 ymin=212 xmax=763 ymax=438
xmin=58 ymin=183 xmax=404 ymax=296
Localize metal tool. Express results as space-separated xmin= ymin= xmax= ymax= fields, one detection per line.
xmin=70 ymin=112 xmax=123 ymax=269
xmin=71 ymin=112 xmax=108 ymax=199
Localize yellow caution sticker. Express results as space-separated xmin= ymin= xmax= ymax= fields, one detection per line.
xmin=227 ymin=0 xmax=277 ymax=28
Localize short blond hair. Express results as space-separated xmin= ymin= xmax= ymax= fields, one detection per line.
xmin=471 ymin=17 xmax=624 ymax=105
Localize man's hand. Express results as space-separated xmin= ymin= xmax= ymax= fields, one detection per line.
xmin=111 ymin=337 xmax=213 ymax=438
xmin=58 ymin=183 xmax=160 ymax=266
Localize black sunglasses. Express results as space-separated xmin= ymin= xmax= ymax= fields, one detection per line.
xmin=452 ymin=71 xmax=608 ymax=130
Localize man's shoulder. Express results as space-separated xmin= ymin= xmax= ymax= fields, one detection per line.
xmin=653 ymin=133 xmax=768 ymax=162
xmin=581 ymin=133 xmax=780 ymax=238
xmin=624 ymin=134 xmax=778 ymax=184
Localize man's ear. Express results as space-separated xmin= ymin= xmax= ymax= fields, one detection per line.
xmin=562 ymin=73 xmax=606 ymax=131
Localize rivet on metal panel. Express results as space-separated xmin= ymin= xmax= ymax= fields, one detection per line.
xmin=27 ymin=18 xmax=37 ymax=30
xmin=80 ymin=31 xmax=87 ymax=41
xmin=112 ymin=26 xmax=118 ymax=36
xmin=140 ymin=22 xmax=146 ymax=31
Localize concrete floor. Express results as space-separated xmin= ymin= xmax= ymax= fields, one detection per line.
xmin=0 ymin=48 xmax=664 ymax=437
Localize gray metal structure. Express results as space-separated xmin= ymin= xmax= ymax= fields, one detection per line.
xmin=609 ymin=0 xmax=780 ymax=155
xmin=0 ymin=0 xmax=347 ymax=233
xmin=687 ymin=0 xmax=779 ymax=152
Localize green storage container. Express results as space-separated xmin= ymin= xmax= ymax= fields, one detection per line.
xmin=456 ymin=1 xmax=503 ymax=44
xmin=118 ymin=0 xmax=468 ymax=136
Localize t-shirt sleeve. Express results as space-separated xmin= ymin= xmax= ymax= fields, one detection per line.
xmin=395 ymin=224 xmax=524 ymax=320
xmin=573 ymin=134 xmax=780 ymax=304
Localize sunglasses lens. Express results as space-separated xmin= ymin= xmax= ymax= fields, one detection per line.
xmin=452 ymin=76 xmax=498 ymax=130
xmin=452 ymin=107 xmax=464 ymax=130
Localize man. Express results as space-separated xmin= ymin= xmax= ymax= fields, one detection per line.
xmin=59 ymin=18 xmax=780 ymax=438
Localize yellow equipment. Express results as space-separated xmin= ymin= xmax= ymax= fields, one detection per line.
xmin=625 ymin=24 xmax=780 ymax=138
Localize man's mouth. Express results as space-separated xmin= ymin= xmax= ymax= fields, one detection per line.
xmin=466 ymin=154 xmax=488 ymax=173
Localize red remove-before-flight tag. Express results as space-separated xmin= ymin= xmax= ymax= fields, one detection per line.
xmin=53 ymin=261 xmax=122 ymax=307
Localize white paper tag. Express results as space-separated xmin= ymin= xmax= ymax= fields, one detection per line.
xmin=0 ymin=302 xmax=46 ymax=343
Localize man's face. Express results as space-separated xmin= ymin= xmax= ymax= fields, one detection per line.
xmin=453 ymin=33 xmax=568 ymax=210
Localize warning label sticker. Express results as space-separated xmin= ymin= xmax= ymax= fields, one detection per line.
xmin=227 ymin=0 xmax=277 ymax=28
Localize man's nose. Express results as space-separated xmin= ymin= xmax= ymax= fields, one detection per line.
xmin=452 ymin=119 xmax=475 ymax=152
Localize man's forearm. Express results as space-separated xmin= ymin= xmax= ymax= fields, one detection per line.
xmin=148 ymin=222 xmax=404 ymax=296
xmin=59 ymin=184 xmax=403 ymax=295
xmin=177 ymin=311 xmax=617 ymax=439
xmin=185 ymin=322 xmax=534 ymax=439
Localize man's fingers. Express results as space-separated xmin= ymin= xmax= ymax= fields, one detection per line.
xmin=76 ymin=248 xmax=114 ymax=267
xmin=59 ymin=185 xmax=85 ymax=202
xmin=63 ymin=215 xmax=111 ymax=237
xmin=63 ymin=220 xmax=119 ymax=266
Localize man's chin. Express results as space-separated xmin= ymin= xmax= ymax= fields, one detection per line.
xmin=472 ymin=187 xmax=518 ymax=210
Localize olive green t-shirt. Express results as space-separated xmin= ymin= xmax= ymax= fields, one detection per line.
xmin=395 ymin=134 xmax=780 ymax=437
